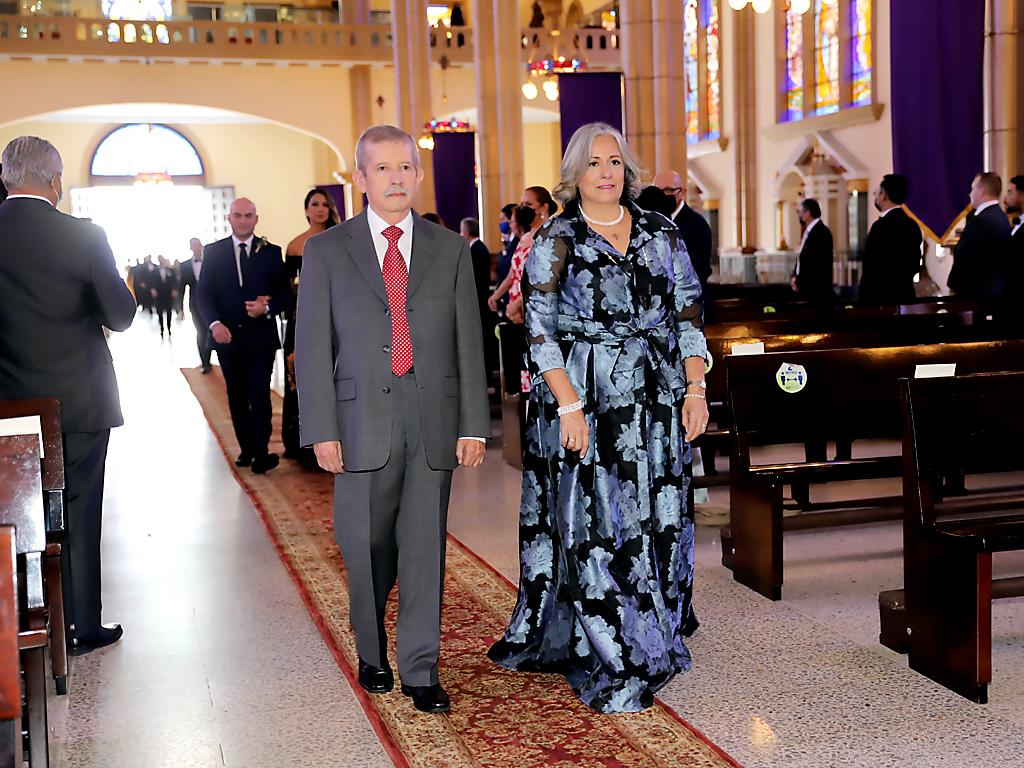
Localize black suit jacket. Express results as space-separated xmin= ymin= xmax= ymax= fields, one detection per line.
xmin=794 ymin=220 xmax=836 ymax=301
xmin=948 ymin=204 xmax=1011 ymax=300
xmin=672 ymin=203 xmax=712 ymax=291
xmin=0 ymin=197 xmax=137 ymax=432
xmin=858 ymin=208 xmax=923 ymax=305
xmin=151 ymin=265 xmax=177 ymax=305
xmin=197 ymin=237 xmax=289 ymax=351
xmin=179 ymin=257 xmax=204 ymax=316
xmin=469 ymin=238 xmax=492 ymax=312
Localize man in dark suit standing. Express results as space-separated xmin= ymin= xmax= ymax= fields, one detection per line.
xmin=460 ymin=217 xmax=497 ymax=383
xmin=1005 ymin=175 xmax=1023 ymax=250
xmin=948 ymin=172 xmax=1011 ymax=300
xmin=296 ymin=125 xmax=489 ymax=714
xmin=792 ymin=198 xmax=836 ymax=302
xmin=651 ymin=170 xmax=712 ymax=293
xmin=152 ymin=255 xmax=177 ymax=338
xmin=858 ymin=174 xmax=923 ymax=305
xmin=0 ymin=136 xmax=137 ymax=653
xmin=198 ymin=198 xmax=289 ymax=474
xmin=179 ymin=237 xmax=212 ymax=373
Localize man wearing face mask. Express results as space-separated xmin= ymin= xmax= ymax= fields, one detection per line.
xmin=857 ymin=174 xmax=923 ymax=305
xmin=0 ymin=136 xmax=137 ymax=654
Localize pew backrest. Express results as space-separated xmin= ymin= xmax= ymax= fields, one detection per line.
xmin=0 ymin=399 xmax=64 ymax=532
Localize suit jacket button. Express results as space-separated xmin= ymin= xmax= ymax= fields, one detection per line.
xmin=382 ymin=386 xmax=391 ymax=394
xmin=383 ymin=345 xmax=391 ymax=353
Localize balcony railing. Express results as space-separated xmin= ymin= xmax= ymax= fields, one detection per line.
xmin=0 ymin=15 xmax=621 ymax=67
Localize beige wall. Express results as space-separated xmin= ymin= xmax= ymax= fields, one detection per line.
xmin=0 ymin=118 xmax=337 ymax=249
xmin=522 ymin=122 xmax=562 ymax=201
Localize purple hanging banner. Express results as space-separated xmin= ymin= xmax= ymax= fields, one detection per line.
xmin=558 ymin=72 xmax=624 ymax=153
xmin=318 ymin=184 xmax=347 ymax=221
xmin=891 ymin=1 xmax=984 ymax=241
xmin=431 ymin=131 xmax=478 ymax=231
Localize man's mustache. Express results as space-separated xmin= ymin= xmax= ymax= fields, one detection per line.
xmin=385 ymin=185 xmax=409 ymax=196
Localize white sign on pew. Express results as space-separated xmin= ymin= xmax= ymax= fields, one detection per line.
xmin=914 ymin=363 xmax=957 ymax=379
xmin=0 ymin=415 xmax=45 ymax=458
xmin=731 ymin=341 xmax=766 ymax=356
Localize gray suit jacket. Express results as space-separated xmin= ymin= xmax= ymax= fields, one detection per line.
xmin=295 ymin=210 xmax=491 ymax=472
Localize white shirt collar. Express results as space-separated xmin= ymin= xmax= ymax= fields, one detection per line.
xmin=672 ymin=199 xmax=686 ymax=219
xmin=231 ymin=234 xmax=255 ymax=250
xmin=366 ymin=205 xmax=413 ymax=237
xmin=878 ymin=206 xmax=899 ymax=218
xmin=974 ymin=200 xmax=999 ymax=215
xmin=4 ymin=194 xmax=54 ymax=207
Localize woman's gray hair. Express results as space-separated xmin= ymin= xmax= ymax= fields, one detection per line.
xmin=1 ymin=136 xmax=63 ymax=190
xmin=552 ymin=122 xmax=645 ymax=206
xmin=354 ymin=125 xmax=419 ymax=174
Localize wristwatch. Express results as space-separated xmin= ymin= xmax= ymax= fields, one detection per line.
xmin=686 ymin=379 xmax=706 ymax=390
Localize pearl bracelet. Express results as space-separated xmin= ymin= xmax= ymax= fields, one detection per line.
xmin=557 ymin=400 xmax=584 ymax=416
xmin=684 ymin=392 xmax=706 ymax=400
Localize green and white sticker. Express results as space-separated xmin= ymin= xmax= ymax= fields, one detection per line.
xmin=705 ymin=350 xmax=713 ymax=374
xmin=775 ymin=362 xmax=808 ymax=394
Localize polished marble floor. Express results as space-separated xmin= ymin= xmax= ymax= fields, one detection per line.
xmin=49 ymin=311 xmax=1024 ymax=767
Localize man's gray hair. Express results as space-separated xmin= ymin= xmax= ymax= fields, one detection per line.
xmin=354 ymin=125 xmax=419 ymax=174
xmin=460 ymin=217 xmax=479 ymax=238
xmin=1 ymin=136 xmax=63 ymax=190
xmin=552 ymin=122 xmax=645 ymax=206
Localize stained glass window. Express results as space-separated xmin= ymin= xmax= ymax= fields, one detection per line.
xmin=684 ymin=0 xmax=700 ymax=143
xmin=91 ymin=124 xmax=204 ymax=178
xmin=814 ymin=0 xmax=840 ymax=115
xmin=704 ymin=0 xmax=721 ymax=140
xmin=851 ymin=0 xmax=872 ymax=106
xmin=784 ymin=1 xmax=804 ymax=121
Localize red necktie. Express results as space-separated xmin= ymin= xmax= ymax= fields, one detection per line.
xmin=381 ymin=225 xmax=413 ymax=376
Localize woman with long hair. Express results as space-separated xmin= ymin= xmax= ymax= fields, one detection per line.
xmin=488 ymin=123 xmax=709 ymax=713
xmin=282 ymin=188 xmax=341 ymax=462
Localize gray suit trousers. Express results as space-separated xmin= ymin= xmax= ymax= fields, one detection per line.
xmin=333 ymin=371 xmax=452 ymax=686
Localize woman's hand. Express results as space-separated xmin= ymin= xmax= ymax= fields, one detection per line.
xmin=560 ymin=410 xmax=589 ymax=456
xmin=507 ymin=296 xmax=524 ymax=324
xmin=681 ymin=395 xmax=709 ymax=443
xmin=487 ymin=292 xmax=500 ymax=312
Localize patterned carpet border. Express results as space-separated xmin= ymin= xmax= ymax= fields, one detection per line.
xmin=182 ymin=366 xmax=742 ymax=768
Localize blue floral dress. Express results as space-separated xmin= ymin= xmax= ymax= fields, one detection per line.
xmin=488 ymin=200 xmax=708 ymax=714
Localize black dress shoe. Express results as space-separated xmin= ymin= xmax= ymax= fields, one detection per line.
xmin=251 ymin=453 xmax=280 ymax=474
xmin=358 ymin=658 xmax=394 ymax=694
xmin=400 ymin=683 xmax=450 ymax=713
xmin=69 ymin=623 xmax=123 ymax=656
xmin=235 ymin=451 xmax=253 ymax=467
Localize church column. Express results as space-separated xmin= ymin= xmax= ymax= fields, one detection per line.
xmin=651 ymin=0 xmax=686 ymax=175
xmin=733 ymin=6 xmax=758 ymax=249
xmin=347 ymin=64 xmax=373 ymax=214
xmin=984 ymin=0 xmax=1022 ymax=185
xmin=619 ymin=0 xmax=656 ymax=172
xmin=391 ymin=0 xmax=436 ymax=213
xmin=472 ymin=0 xmax=524 ymax=243
xmin=340 ymin=0 xmax=369 ymax=24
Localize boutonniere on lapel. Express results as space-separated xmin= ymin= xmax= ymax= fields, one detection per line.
xmin=253 ymin=236 xmax=269 ymax=254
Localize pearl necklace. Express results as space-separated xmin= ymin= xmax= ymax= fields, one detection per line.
xmin=581 ymin=205 xmax=625 ymax=228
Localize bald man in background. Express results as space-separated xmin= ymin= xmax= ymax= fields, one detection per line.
xmin=197 ymin=198 xmax=289 ymax=473
xmin=652 ymin=170 xmax=713 ymax=314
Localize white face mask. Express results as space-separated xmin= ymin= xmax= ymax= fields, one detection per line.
xmin=51 ymin=174 xmax=63 ymax=205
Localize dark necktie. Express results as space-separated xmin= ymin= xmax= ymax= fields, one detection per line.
xmin=381 ymin=226 xmax=413 ymax=376
xmin=238 ymin=242 xmax=249 ymax=288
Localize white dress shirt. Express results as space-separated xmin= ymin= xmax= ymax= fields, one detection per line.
xmin=1013 ymin=220 xmax=1022 ymax=237
xmin=365 ymin=206 xmax=485 ymax=444
xmin=973 ymin=199 xmax=1000 ymax=216
xmin=5 ymin=193 xmax=54 ymax=206
xmin=231 ymin=234 xmax=255 ymax=287
xmin=671 ymin=199 xmax=687 ymax=220
xmin=796 ymin=218 xmax=820 ymax=276
xmin=192 ymin=257 xmax=203 ymax=281
xmin=878 ymin=205 xmax=898 ymax=218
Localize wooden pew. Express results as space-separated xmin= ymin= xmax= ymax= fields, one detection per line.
xmin=0 ymin=526 xmax=18 ymax=768
xmin=723 ymin=340 xmax=1024 ymax=600
xmin=0 ymin=399 xmax=68 ymax=695
xmin=0 ymin=435 xmax=49 ymax=766
xmin=880 ymin=373 xmax=1024 ymax=703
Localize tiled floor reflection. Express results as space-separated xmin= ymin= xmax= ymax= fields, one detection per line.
xmin=50 ymin=310 xmax=1024 ymax=767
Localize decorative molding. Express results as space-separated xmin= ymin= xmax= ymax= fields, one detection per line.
xmin=762 ymin=103 xmax=885 ymax=141
xmin=686 ymin=136 xmax=729 ymax=158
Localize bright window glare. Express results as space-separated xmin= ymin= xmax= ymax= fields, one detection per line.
xmin=91 ymin=124 xmax=203 ymax=177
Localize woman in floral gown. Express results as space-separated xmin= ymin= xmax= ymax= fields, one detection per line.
xmin=488 ymin=123 xmax=710 ymax=713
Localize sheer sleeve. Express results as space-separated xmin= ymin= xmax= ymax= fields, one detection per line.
xmin=522 ymin=228 xmax=571 ymax=377
xmin=668 ymin=229 xmax=708 ymax=361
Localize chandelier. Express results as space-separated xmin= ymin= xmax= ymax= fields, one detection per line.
xmin=521 ymin=29 xmax=586 ymax=102
xmin=132 ymin=172 xmax=174 ymax=187
xmin=417 ymin=117 xmax=471 ymax=151
xmin=728 ymin=0 xmax=810 ymax=12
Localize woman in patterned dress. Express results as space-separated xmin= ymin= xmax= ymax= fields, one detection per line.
xmin=488 ymin=123 xmax=709 ymax=713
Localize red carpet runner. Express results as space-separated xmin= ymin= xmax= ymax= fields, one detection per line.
xmin=183 ymin=366 xmax=741 ymax=768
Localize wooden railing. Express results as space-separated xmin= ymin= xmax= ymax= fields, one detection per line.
xmin=0 ymin=16 xmax=621 ymax=67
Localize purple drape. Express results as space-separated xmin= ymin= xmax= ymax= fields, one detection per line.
xmin=558 ymin=72 xmax=624 ymax=152
xmin=891 ymin=1 xmax=984 ymax=241
xmin=319 ymin=184 xmax=347 ymax=222
xmin=432 ymin=131 xmax=478 ymax=231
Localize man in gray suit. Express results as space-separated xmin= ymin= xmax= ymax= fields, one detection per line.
xmin=295 ymin=125 xmax=490 ymax=714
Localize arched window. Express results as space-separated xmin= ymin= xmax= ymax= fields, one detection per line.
xmin=683 ymin=0 xmax=723 ymax=145
xmin=90 ymin=124 xmax=204 ymax=182
xmin=779 ymin=0 xmax=873 ymax=123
